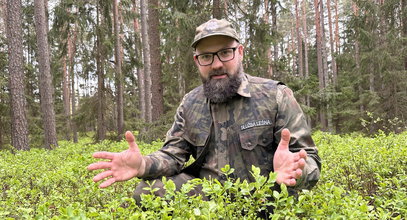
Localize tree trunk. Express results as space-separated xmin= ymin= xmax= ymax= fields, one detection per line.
xmin=213 ymin=0 xmax=223 ymax=19
xmin=175 ymin=19 xmax=185 ymax=99
xmin=290 ymin=24 xmax=296 ymax=74
xmin=1 ymin=0 xmax=6 ymax=33
xmin=334 ymin=0 xmax=340 ymax=55
xmin=113 ymin=0 xmax=124 ymax=139
xmin=295 ymin=0 xmax=303 ymax=79
xmin=62 ymin=54 xmax=71 ymax=141
xmin=403 ymin=0 xmax=407 ymax=70
xmin=96 ymin=2 xmax=106 ymax=141
xmin=68 ymin=22 xmax=78 ymax=143
xmin=320 ymin=0 xmax=332 ymax=132
xmin=320 ymin=1 xmax=329 ymax=89
xmin=71 ymin=68 xmax=77 ymax=143
xmin=353 ymin=3 xmax=364 ymax=113
xmin=141 ymin=0 xmax=152 ymax=123
xmin=34 ymin=0 xmax=58 ymax=149
xmin=314 ymin=0 xmax=327 ymax=131
xmin=263 ymin=0 xmax=273 ymax=78
xmin=271 ymin=2 xmax=278 ymax=77
xmin=302 ymin=0 xmax=311 ymax=126
xmin=133 ymin=0 xmax=146 ymax=121
xmin=148 ymin=0 xmax=163 ymax=122
xmin=6 ymin=0 xmax=30 ymax=150
xmin=327 ymin=0 xmax=337 ymax=85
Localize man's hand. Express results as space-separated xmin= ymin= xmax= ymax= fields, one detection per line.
xmin=273 ymin=128 xmax=307 ymax=186
xmin=87 ymin=131 xmax=146 ymax=188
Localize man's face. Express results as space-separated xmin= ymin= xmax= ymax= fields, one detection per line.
xmin=194 ymin=36 xmax=244 ymax=103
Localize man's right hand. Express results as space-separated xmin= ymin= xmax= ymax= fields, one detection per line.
xmin=87 ymin=131 xmax=146 ymax=188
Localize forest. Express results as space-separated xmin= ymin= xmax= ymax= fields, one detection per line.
xmin=1 ymin=0 xmax=406 ymax=219
xmin=1 ymin=0 xmax=407 ymax=148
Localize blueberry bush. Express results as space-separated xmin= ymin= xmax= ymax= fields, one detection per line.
xmin=0 ymin=131 xmax=406 ymax=219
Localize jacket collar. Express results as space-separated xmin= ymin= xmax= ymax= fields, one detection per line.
xmin=237 ymin=73 xmax=251 ymax=98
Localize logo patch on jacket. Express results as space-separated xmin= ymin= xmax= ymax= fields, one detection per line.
xmin=240 ymin=119 xmax=272 ymax=130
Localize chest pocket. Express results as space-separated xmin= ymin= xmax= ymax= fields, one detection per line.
xmin=239 ymin=126 xmax=274 ymax=151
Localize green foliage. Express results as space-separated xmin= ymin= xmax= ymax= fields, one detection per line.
xmin=1 ymin=132 xmax=406 ymax=219
xmin=334 ymin=0 xmax=407 ymax=134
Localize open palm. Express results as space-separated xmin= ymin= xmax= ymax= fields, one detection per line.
xmin=273 ymin=128 xmax=307 ymax=186
xmin=87 ymin=131 xmax=146 ymax=188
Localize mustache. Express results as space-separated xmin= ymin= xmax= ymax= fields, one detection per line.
xmin=209 ymin=69 xmax=229 ymax=77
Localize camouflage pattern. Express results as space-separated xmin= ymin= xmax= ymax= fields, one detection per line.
xmin=141 ymin=73 xmax=321 ymax=191
xmin=191 ymin=19 xmax=240 ymax=48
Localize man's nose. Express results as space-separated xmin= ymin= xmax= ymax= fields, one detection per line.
xmin=211 ymin=54 xmax=223 ymax=69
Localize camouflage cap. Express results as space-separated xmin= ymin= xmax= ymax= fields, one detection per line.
xmin=191 ymin=19 xmax=240 ymax=48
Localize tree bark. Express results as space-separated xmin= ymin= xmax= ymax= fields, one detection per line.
xmin=6 ymin=0 xmax=30 ymax=150
xmin=295 ymin=0 xmax=303 ymax=78
xmin=302 ymin=0 xmax=311 ymax=126
xmin=263 ymin=0 xmax=273 ymax=78
xmin=62 ymin=54 xmax=71 ymax=141
xmin=320 ymin=0 xmax=332 ymax=132
xmin=271 ymin=2 xmax=278 ymax=77
xmin=133 ymin=0 xmax=146 ymax=121
xmin=113 ymin=0 xmax=124 ymax=139
xmin=319 ymin=1 xmax=333 ymax=132
xmin=34 ymin=0 xmax=58 ymax=149
xmin=314 ymin=0 xmax=327 ymax=131
xmin=352 ymin=3 xmax=364 ymax=113
xmin=175 ymin=19 xmax=185 ymax=99
xmin=213 ymin=0 xmax=223 ymax=19
xmin=327 ymin=0 xmax=337 ymax=85
xmin=68 ymin=22 xmax=78 ymax=143
xmin=320 ymin=1 xmax=329 ymax=89
xmin=141 ymin=0 xmax=152 ymax=123
xmin=1 ymin=0 xmax=6 ymax=33
xmin=334 ymin=0 xmax=339 ymax=55
xmin=148 ymin=0 xmax=163 ymax=122
xmin=290 ymin=24 xmax=296 ymax=74
xmin=96 ymin=2 xmax=106 ymax=141
xmin=403 ymin=0 xmax=407 ymax=70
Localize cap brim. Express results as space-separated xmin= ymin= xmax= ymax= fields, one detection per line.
xmin=191 ymin=33 xmax=239 ymax=48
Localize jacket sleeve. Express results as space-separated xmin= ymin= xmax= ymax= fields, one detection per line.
xmin=275 ymin=85 xmax=322 ymax=190
xmin=140 ymin=99 xmax=193 ymax=179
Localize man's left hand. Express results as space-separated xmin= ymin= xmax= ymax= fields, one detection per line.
xmin=273 ymin=128 xmax=307 ymax=186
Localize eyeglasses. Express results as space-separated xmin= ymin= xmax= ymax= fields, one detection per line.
xmin=195 ymin=46 xmax=239 ymax=66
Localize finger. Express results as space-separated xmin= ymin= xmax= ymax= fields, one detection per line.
xmin=299 ymin=149 xmax=307 ymax=159
xmin=284 ymin=178 xmax=296 ymax=186
xmin=92 ymin=152 xmax=115 ymax=160
xmin=277 ymin=128 xmax=291 ymax=151
xmin=125 ymin=131 xmax=139 ymax=151
xmin=99 ymin=178 xmax=116 ymax=188
xmin=293 ymin=152 xmax=300 ymax=161
xmin=93 ymin=170 xmax=113 ymax=182
xmin=298 ymin=158 xmax=306 ymax=169
xmin=294 ymin=168 xmax=302 ymax=179
xmin=87 ymin=161 xmax=112 ymax=171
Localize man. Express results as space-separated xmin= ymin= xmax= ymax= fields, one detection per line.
xmin=88 ymin=19 xmax=321 ymax=205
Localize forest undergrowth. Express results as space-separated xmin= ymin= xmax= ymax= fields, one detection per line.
xmin=0 ymin=131 xmax=406 ymax=219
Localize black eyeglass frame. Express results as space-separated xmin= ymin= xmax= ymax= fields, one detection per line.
xmin=194 ymin=46 xmax=239 ymax=66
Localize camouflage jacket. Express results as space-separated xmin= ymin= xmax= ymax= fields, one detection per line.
xmin=141 ymin=73 xmax=321 ymax=190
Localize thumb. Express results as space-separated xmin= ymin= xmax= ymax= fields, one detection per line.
xmin=125 ymin=131 xmax=139 ymax=151
xmin=277 ymin=128 xmax=291 ymax=151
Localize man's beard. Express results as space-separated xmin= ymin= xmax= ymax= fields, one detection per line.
xmin=202 ymin=63 xmax=243 ymax=103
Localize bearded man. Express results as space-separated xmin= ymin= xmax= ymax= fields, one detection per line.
xmin=87 ymin=19 xmax=321 ymax=208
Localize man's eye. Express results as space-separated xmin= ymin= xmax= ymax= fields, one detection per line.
xmin=200 ymin=54 xmax=212 ymax=60
xmin=219 ymin=49 xmax=232 ymax=56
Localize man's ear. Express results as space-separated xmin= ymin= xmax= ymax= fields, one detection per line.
xmin=238 ymin=44 xmax=244 ymax=60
